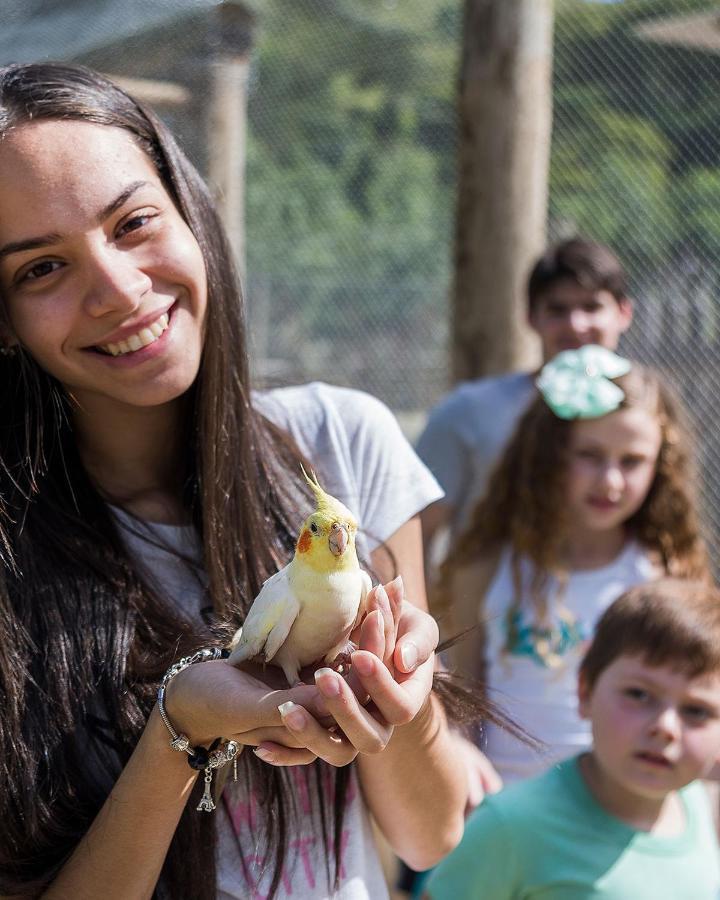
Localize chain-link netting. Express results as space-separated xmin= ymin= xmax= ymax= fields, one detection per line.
xmin=243 ymin=0 xmax=459 ymax=434
xmin=552 ymin=0 xmax=720 ymax=551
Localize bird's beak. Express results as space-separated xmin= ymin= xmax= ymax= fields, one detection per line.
xmin=328 ymin=522 xmax=349 ymax=556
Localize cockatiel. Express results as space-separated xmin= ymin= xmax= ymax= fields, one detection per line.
xmin=227 ymin=469 xmax=372 ymax=685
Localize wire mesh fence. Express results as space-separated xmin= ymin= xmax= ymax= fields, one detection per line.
xmin=552 ymin=0 xmax=720 ymax=551
xmin=3 ymin=0 xmax=720 ymax=538
xmin=243 ymin=0 xmax=459 ymax=424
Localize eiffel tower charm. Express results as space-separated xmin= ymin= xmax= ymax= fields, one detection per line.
xmin=196 ymin=767 xmax=216 ymax=812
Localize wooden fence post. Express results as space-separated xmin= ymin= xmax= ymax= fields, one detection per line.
xmin=453 ymin=0 xmax=554 ymax=381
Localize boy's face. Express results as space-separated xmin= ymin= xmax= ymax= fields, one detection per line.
xmin=579 ymin=654 xmax=720 ymax=802
xmin=529 ymin=279 xmax=632 ymax=363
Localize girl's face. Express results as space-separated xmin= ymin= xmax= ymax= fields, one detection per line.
xmin=565 ymin=407 xmax=662 ymax=536
xmin=0 ymin=119 xmax=208 ymax=414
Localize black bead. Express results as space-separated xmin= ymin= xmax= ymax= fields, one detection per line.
xmin=187 ymin=746 xmax=209 ymax=770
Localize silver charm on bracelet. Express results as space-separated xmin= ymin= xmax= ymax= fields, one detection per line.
xmin=156 ymin=647 xmax=239 ymax=813
xmin=197 ymin=741 xmax=240 ymax=812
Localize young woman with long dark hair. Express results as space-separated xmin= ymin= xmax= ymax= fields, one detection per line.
xmin=0 ymin=62 xmax=471 ymax=900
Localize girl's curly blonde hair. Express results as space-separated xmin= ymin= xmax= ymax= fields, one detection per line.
xmin=433 ymin=364 xmax=710 ymax=657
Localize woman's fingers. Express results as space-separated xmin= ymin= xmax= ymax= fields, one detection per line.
xmin=232 ymin=726 xmax=310 ymax=749
xmin=312 ymin=667 xmax=393 ymax=754
xmin=254 ymin=681 xmax=333 ymax=728
xmin=351 ymin=649 xmax=434 ymax=725
xmin=277 ymin=698 xmax=361 ymax=766
xmin=392 ymin=600 xmax=439 ymax=676
xmin=253 ymin=742 xmax=318 ymax=767
xmin=357 ymin=605 xmax=386 ymax=661
xmin=383 ymin=575 xmax=404 ymax=633
xmin=369 ymin=583 xmax=396 ymax=669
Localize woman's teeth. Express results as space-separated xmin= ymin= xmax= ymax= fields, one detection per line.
xmin=100 ymin=313 xmax=169 ymax=356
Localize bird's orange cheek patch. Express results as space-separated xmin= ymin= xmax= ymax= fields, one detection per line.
xmin=297 ymin=529 xmax=312 ymax=553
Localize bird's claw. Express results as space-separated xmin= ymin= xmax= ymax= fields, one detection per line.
xmin=326 ymin=641 xmax=358 ymax=675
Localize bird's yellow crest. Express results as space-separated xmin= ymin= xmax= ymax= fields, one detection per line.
xmin=300 ymin=465 xmax=357 ymax=526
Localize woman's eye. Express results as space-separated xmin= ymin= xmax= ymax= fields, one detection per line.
xmin=117 ymin=213 xmax=153 ymax=238
xmin=19 ymin=260 xmax=62 ymax=283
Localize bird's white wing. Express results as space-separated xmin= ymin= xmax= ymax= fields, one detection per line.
xmin=360 ymin=569 xmax=372 ymax=602
xmin=227 ymin=565 xmax=300 ymax=665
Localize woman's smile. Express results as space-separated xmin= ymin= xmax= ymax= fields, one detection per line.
xmin=96 ymin=307 xmax=171 ymax=357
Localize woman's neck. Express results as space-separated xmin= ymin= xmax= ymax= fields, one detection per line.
xmin=71 ymin=396 xmax=189 ymax=524
xmin=560 ymin=525 xmax=628 ymax=571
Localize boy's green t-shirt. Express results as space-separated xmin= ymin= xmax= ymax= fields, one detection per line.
xmin=426 ymin=756 xmax=720 ymax=900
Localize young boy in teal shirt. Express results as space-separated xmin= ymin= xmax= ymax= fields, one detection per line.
xmin=425 ymin=579 xmax=720 ymax=899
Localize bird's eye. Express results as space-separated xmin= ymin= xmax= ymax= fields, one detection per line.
xmin=310 ymin=523 xmax=319 ymax=534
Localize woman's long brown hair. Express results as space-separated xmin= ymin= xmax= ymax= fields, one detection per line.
xmin=0 ymin=63 xmax=496 ymax=900
xmin=0 ymin=62 xmax=344 ymax=900
xmin=433 ymin=364 xmax=710 ymax=654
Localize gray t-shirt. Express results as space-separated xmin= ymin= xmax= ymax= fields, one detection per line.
xmin=415 ymin=372 xmax=535 ymax=536
xmin=116 ymin=381 xmax=442 ymax=899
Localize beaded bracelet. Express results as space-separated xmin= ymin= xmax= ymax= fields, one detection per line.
xmin=157 ymin=647 xmax=240 ymax=813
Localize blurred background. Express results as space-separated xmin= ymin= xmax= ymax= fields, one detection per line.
xmin=3 ymin=0 xmax=720 ymax=531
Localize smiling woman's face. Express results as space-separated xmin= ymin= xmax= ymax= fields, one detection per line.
xmin=0 ymin=119 xmax=208 ymax=415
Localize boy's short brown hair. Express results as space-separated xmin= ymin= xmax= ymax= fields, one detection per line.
xmin=580 ymin=579 xmax=720 ymax=692
xmin=528 ymin=238 xmax=628 ymax=311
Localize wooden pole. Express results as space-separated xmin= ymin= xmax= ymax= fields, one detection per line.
xmin=208 ymin=54 xmax=250 ymax=284
xmin=452 ymin=0 xmax=554 ymax=382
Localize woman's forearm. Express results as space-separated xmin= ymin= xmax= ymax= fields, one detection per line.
xmin=41 ymin=708 xmax=198 ymax=900
xmin=357 ymin=693 xmax=466 ymax=872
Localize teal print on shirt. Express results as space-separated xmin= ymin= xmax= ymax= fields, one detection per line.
xmin=506 ymin=609 xmax=587 ymax=667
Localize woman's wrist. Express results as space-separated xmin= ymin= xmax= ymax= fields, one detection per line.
xmin=144 ymin=706 xmax=202 ymax=784
xmin=393 ymin=692 xmax=442 ymax=745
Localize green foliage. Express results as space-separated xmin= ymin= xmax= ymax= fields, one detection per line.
xmin=245 ymin=0 xmax=459 ymax=339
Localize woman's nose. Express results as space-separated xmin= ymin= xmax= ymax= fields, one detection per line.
xmin=82 ymin=248 xmax=152 ymax=317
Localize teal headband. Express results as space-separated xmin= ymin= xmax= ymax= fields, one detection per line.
xmin=536 ymin=345 xmax=632 ymax=420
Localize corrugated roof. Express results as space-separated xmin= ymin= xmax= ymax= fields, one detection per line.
xmin=0 ymin=0 xmax=256 ymax=64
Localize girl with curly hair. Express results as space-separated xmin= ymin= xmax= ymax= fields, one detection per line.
xmin=434 ymin=345 xmax=710 ymax=787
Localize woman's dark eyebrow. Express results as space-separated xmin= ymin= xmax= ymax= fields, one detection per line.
xmin=0 ymin=180 xmax=153 ymax=260
xmin=0 ymin=233 xmax=62 ymax=260
xmin=98 ymin=179 xmax=150 ymax=223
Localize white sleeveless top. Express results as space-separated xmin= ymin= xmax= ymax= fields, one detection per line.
xmin=481 ymin=542 xmax=656 ymax=784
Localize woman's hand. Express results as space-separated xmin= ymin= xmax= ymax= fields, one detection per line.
xmin=162 ymin=657 xmax=329 ymax=750
xmin=348 ymin=575 xmax=438 ymax=724
xmin=451 ymin=736 xmax=503 ymax=814
xmin=254 ymin=576 xmax=439 ymax=767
